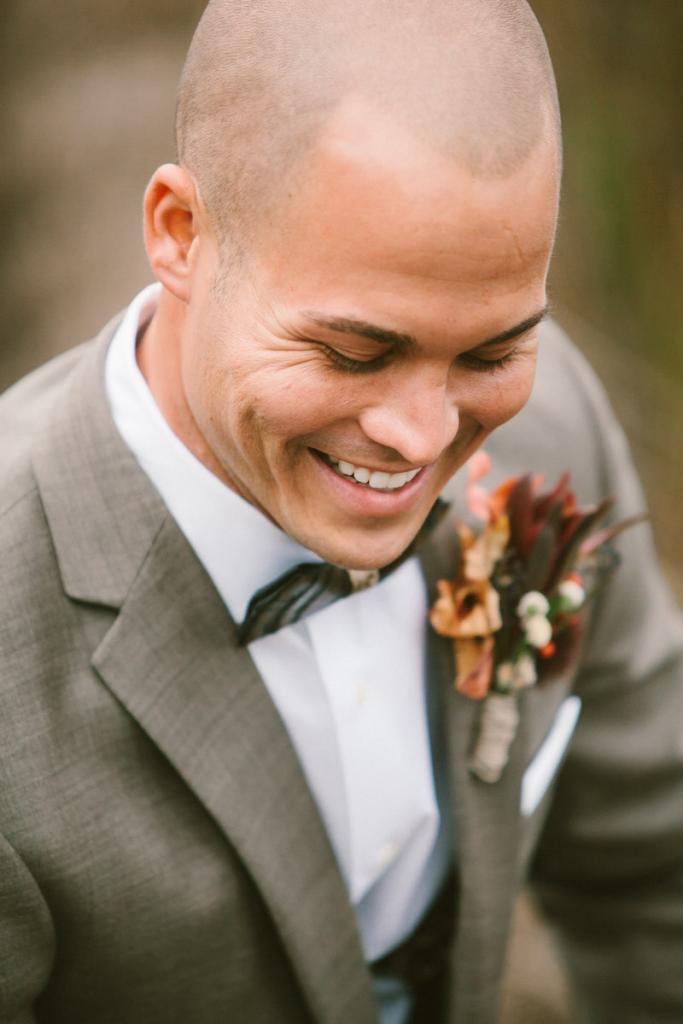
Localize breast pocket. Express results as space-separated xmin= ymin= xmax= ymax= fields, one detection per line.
xmin=521 ymin=694 xmax=582 ymax=817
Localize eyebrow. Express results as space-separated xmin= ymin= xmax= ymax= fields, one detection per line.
xmin=301 ymin=304 xmax=550 ymax=351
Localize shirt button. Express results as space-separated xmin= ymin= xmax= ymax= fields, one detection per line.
xmin=376 ymin=841 xmax=399 ymax=870
xmin=356 ymin=681 xmax=368 ymax=705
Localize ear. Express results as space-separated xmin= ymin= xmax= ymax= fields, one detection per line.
xmin=143 ymin=164 xmax=203 ymax=303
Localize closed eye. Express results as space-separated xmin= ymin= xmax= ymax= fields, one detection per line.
xmin=321 ymin=345 xmax=391 ymax=374
xmin=321 ymin=341 xmax=526 ymax=375
xmin=457 ymin=348 xmax=522 ymax=373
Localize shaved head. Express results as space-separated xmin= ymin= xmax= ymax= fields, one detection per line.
xmin=176 ymin=0 xmax=560 ymax=259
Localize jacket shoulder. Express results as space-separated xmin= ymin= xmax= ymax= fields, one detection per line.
xmin=0 ymin=342 xmax=92 ymax=490
xmin=0 ymin=326 xmax=118 ymax=655
xmin=1 ymin=309 xmax=123 ymax=508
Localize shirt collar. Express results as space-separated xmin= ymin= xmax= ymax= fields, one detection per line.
xmin=104 ymin=283 xmax=322 ymax=625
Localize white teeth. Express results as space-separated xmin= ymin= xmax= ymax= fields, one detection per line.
xmin=388 ymin=471 xmax=409 ymax=489
xmin=326 ymin=455 xmax=422 ymax=491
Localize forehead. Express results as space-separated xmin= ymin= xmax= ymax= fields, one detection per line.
xmin=263 ymin=94 xmax=557 ymax=264
xmin=250 ymin=95 xmax=558 ymax=337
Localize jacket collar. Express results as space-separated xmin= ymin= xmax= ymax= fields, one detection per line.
xmin=32 ymin=317 xmax=165 ymax=608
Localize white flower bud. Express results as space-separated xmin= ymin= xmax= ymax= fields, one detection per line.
xmin=525 ymin=614 xmax=553 ymax=649
xmin=496 ymin=661 xmax=515 ymax=689
xmin=558 ymin=578 xmax=585 ymax=610
xmin=512 ymin=653 xmax=537 ymax=689
xmin=517 ymin=591 xmax=550 ymax=620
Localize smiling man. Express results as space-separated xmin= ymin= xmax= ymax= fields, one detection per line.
xmin=2 ymin=2 xmax=683 ymax=1024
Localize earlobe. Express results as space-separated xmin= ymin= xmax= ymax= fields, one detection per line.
xmin=143 ymin=164 xmax=200 ymax=303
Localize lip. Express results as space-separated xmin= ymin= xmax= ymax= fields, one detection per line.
xmin=310 ymin=448 xmax=432 ymax=517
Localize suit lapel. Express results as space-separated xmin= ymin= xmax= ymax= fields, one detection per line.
xmin=92 ymin=517 xmax=376 ymax=1024
xmin=421 ymin=510 xmax=526 ymax=1024
xmin=32 ymin=328 xmax=377 ymax=1024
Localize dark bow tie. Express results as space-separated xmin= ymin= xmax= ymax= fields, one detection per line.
xmin=238 ymin=498 xmax=449 ymax=645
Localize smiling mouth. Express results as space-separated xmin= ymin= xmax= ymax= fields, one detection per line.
xmin=314 ymin=450 xmax=423 ymax=492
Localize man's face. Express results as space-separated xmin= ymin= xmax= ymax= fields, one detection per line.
xmin=180 ymin=99 xmax=559 ymax=569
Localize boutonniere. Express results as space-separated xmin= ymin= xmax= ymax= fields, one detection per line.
xmin=430 ymin=451 xmax=644 ymax=783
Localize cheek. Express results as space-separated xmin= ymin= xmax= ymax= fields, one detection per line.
xmin=258 ymin=378 xmax=354 ymax=451
xmin=468 ymin=360 xmax=537 ymax=431
xmin=224 ymin=366 xmax=351 ymax=459
xmin=182 ymin=299 xmax=359 ymax=455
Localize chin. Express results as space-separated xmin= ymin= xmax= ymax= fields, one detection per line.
xmin=305 ymin=524 xmax=420 ymax=572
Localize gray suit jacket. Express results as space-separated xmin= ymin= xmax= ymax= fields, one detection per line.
xmin=1 ymin=316 xmax=682 ymax=1024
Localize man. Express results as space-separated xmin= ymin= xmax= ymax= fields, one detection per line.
xmin=1 ymin=2 xmax=682 ymax=1023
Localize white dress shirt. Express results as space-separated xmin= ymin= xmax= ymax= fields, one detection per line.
xmin=105 ymin=285 xmax=451 ymax=1022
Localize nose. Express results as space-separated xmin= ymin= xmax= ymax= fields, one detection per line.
xmin=357 ymin=369 xmax=461 ymax=466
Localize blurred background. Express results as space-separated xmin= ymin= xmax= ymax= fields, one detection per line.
xmin=1 ymin=2 xmax=681 ymax=1020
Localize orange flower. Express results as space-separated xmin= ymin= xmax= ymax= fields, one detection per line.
xmin=453 ymin=635 xmax=495 ymax=700
xmin=461 ymin=516 xmax=510 ymax=582
xmin=430 ymin=509 xmax=506 ymax=701
xmin=430 ymin=578 xmax=502 ymax=638
xmin=465 ymin=451 xmax=517 ymax=525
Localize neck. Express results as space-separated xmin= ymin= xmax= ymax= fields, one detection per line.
xmin=136 ymin=288 xmax=233 ymax=487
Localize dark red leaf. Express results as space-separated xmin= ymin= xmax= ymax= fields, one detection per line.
xmin=507 ymin=474 xmax=535 ymax=557
xmin=580 ymin=513 xmax=649 ymax=555
xmin=533 ymin=471 xmax=572 ymax=522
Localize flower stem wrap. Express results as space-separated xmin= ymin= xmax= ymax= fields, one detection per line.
xmin=469 ymin=693 xmax=520 ymax=783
